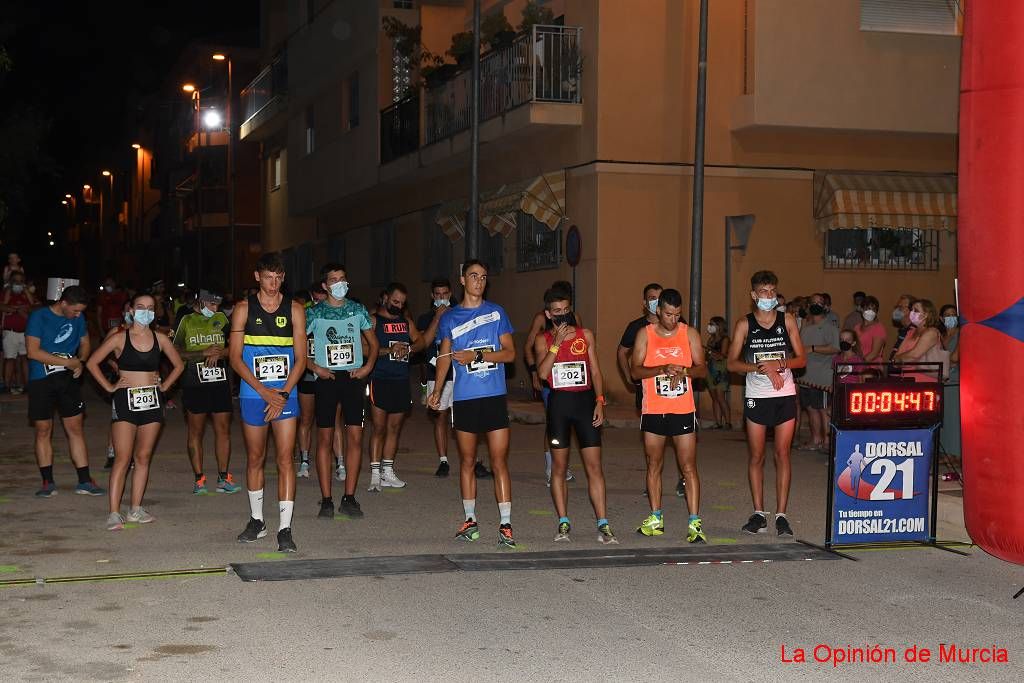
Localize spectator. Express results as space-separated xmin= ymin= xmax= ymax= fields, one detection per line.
xmin=703 ymin=315 xmax=731 ymax=430
xmin=832 ymin=328 xmax=864 ymax=384
xmin=96 ymin=277 xmax=129 ymax=336
xmin=843 ymin=291 xmax=866 ymax=331
xmin=940 ymin=304 xmax=961 ymax=456
xmin=1 ymin=271 xmax=37 ymax=393
xmin=3 ymin=252 xmax=25 ymax=285
xmin=797 ymin=293 xmax=840 ymax=451
xmin=894 ymin=298 xmax=946 ymax=381
xmin=854 ymin=295 xmax=886 ymax=362
xmin=889 ymin=293 xmax=914 ymax=361
xmin=822 ymin=292 xmax=840 ymax=327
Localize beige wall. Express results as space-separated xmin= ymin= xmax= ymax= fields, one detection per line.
xmin=263 ymin=146 xmax=316 ymax=253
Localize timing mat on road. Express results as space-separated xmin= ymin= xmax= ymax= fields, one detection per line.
xmin=229 ymin=543 xmax=839 ymax=582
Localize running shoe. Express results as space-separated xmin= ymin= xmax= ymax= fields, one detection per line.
xmin=498 ymin=523 xmax=516 ymax=548
xmin=277 ymin=528 xmax=297 ymax=553
xmin=193 ymin=475 xmax=208 ymax=495
xmin=455 ymin=519 xmax=480 ymax=542
xmin=636 ymin=513 xmax=665 ymax=537
xmin=34 ymin=480 xmax=57 ymax=498
xmin=434 ymin=460 xmax=450 ymax=477
xmin=106 ymin=512 xmax=125 ymax=531
xmin=742 ymin=512 xmax=768 ymax=534
xmin=597 ymin=523 xmax=619 ymax=545
xmin=75 ymin=480 xmax=106 ymax=496
xmin=687 ymin=517 xmax=707 ymax=544
xmin=103 ymin=451 xmax=115 ymax=470
xmin=216 ymin=474 xmax=240 ymax=494
xmin=126 ymin=507 xmax=155 ymax=524
xmin=675 ymin=477 xmax=686 ymax=498
xmin=554 ymin=521 xmax=571 ymax=542
xmin=776 ymin=515 xmax=794 ymax=537
xmin=237 ymin=517 xmax=268 ymax=543
xmin=380 ymin=468 xmax=406 ymax=488
xmin=565 ymin=468 xmax=576 ymax=482
xmin=334 ymin=459 xmax=346 ymax=481
xmin=338 ymin=495 xmax=364 ymax=518
xmin=474 ymin=461 xmax=493 ymax=479
xmin=367 ymin=470 xmax=382 ymax=492
xmin=297 ymin=461 xmax=310 ymax=478
xmin=318 ymin=498 xmax=335 ymax=519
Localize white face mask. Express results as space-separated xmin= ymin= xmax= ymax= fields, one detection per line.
xmin=329 ymin=281 xmax=349 ymax=300
xmin=943 ymin=315 xmax=958 ymax=330
xmin=201 ymin=305 xmax=215 ymax=318
xmin=776 ymin=304 xmax=787 ymax=312
xmin=647 ymin=299 xmax=658 ymax=315
xmin=433 ymin=298 xmax=449 ymax=308
xmin=706 ymin=324 xmax=717 ymax=334
xmin=862 ymin=309 xmax=877 ymax=322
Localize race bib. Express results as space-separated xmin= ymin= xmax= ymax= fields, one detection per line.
xmin=307 ymin=337 xmax=315 ymax=359
xmin=655 ymin=374 xmax=689 ymax=398
xmin=254 ymin=354 xmax=290 ymax=382
xmin=197 ymin=363 xmax=227 ymax=383
xmin=466 ymin=345 xmax=497 ymax=374
xmin=389 ymin=340 xmax=410 ymax=363
xmin=44 ymin=352 xmax=71 ymax=376
xmin=753 ymin=351 xmax=786 ymax=363
xmin=551 ymin=361 xmax=587 ymax=389
xmin=128 ymin=385 xmax=160 ymax=412
xmin=326 ymin=343 xmax=354 ymax=369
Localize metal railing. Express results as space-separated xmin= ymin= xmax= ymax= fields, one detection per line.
xmin=240 ymin=53 xmax=288 ymax=129
xmin=380 ymin=94 xmax=420 ymax=164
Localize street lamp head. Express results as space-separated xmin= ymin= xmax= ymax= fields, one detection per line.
xmin=212 ymin=53 xmax=226 ymax=61
xmin=182 ymin=83 xmax=196 ymax=93
xmin=202 ymin=109 xmax=223 ymax=129
xmin=102 ymin=170 xmax=111 ymax=177
xmin=83 ymin=184 xmax=91 ymax=190
xmin=65 ymin=194 xmax=72 ymax=198
xmin=132 ymin=143 xmax=141 ymax=150
xmin=61 ymin=200 xmax=68 ymax=205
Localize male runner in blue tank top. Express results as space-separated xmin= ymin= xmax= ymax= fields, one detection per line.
xmin=229 ymin=253 xmax=307 ymax=552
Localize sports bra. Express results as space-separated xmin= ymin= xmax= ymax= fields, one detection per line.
xmin=117 ymin=329 xmax=162 ymax=372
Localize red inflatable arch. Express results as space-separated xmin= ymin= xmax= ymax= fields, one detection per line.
xmin=959 ymin=0 xmax=1024 ymax=564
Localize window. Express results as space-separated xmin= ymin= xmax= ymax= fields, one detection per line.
xmin=305 ymin=105 xmax=315 ymax=154
xmin=477 ymin=230 xmax=504 ymax=275
xmin=422 ymin=211 xmax=452 ymax=282
xmin=824 ymin=228 xmax=939 ymax=271
xmin=371 ymin=222 xmax=395 ymax=286
xmin=860 ymin=0 xmax=961 ymax=36
xmin=346 ymin=72 xmax=360 ymax=129
xmin=516 ymin=212 xmax=561 ymax=272
xmin=270 ymin=151 xmax=282 ymax=190
xmin=393 ymin=0 xmax=415 ymax=9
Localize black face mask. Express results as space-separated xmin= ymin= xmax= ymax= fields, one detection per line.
xmin=387 ymin=304 xmax=402 ymax=316
xmin=798 ymin=308 xmax=808 ymax=319
xmin=551 ymin=312 xmax=575 ymax=327
xmin=839 ymin=341 xmax=853 ymax=352
xmin=808 ymin=304 xmax=825 ymax=316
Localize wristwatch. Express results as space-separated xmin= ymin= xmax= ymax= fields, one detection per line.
xmin=277 ymin=391 xmax=289 ymax=400
xmin=474 ymin=349 xmax=485 ymax=364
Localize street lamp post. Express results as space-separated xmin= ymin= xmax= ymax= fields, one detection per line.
xmin=214 ymin=53 xmax=236 ymax=296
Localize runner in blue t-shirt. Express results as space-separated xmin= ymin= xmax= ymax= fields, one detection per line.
xmin=428 ymin=260 xmax=517 ymax=547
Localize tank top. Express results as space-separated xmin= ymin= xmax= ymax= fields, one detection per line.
xmin=542 ymin=328 xmax=592 ymax=392
xmin=641 ymin=324 xmax=696 ymax=415
xmin=117 ymin=329 xmax=162 ymax=372
xmin=742 ymin=311 xmax=796 ymax=398
xmin=372 ymin=313 xmax=412 ymax=381
xmin=241 ymin=294 xmax=295 ymax=398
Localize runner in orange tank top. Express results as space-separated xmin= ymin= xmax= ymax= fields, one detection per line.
xmin=629 ymin=289 xmax=708 ymax=543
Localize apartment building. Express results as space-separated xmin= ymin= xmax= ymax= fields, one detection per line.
xmin=241 ymin=0 xmax=961 ymax=406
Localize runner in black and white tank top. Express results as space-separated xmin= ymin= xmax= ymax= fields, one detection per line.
xmin=741 ymin=311 xmax=796 ymax=399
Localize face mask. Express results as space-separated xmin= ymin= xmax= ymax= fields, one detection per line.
xmin=222 ymin=306 xmax=233 ymax=318
xmin=134 ymin=309 xmax=155 ymax=326
xmin=798 ymin=308 xmax=808 ymax=319
xmin=647 ymin=300 xmax=658 ymax=315
xmin=862 ymin=309 xmax=877 ymax=322
xmin=944 ymin=315 xmax=958 ymax=330
xmin=756 ymin=297 xmax=778 ymax=312
xmin=776 ymin=305 xmax=787 ymax=312
xmin=201 ymin=305 xmax=215 ymax=318
xmin=808 ymin=304 xmax=825 ymax=316
xmin=433 ymin=298 xmax=449 ymax=308
xmin=124 ymin=311 xmax=133 ymax=324
xmin=387 ymin=304 xmax=403 ymax=316
xmin=551 ymin=312 xmax=575 ymax=327
xmin=839 ymin=341 xmax=853 ymax=352
xmin=10 ymin=284 xmax=23 ymax=293
xmin=706 ymin=324 xmax=718 ymax=334
xmin=909 ymin=310 xmax=925 ymax=326
xmin=329 ymin=281 xmax=349 ymax=299
xmin=892 ymin=308 xmax=905 ymax=322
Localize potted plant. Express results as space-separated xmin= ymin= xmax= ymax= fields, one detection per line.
xmin=448 ymin=31 xmax=476 ymax=68
xmin=518 ymin=0 xmax=555 ymax=33
xmin=482 ymin=12 xmax=515 ymax=50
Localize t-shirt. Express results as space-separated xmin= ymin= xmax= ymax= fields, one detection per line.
xmin=26 ymin=306 xmax=87 ymax=381
xmin=854 ymin=321 xmax=887 ymax=361
xmin=437 ymin=300 xmax=513 ymax=402
xmin=842 ymin=310 xmax=863 ymax=332
xmin=799 ymin=319 xmax=841 ymax=388
xmin=619 ymin=316 xmax=650 ymax=349
xmin=3 ymin=291 xmax=32 ymax=332
xmin=97 ymin=290 xmax=129 ymax=332
xmin=173 ymin=311 xmax=230 ymax=388
xmin=417 ymin=310 xmax=453 ymax=382
xmin=306 ymin=299 xmax=372 ymax=373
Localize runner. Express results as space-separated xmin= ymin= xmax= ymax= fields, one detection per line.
xmin=415 ymin=279 xmax=453 ymax=477
xmin=305 ymin=263 xmax=378 ymax=519
xmin=534 ymin=286 xmax=617 ymax=544
xmin=95 ymin=277 xmax=129 ymax=336
xmin=102 ymin=302 xmax=136 ymax=470
xmin=366 ymin=282 xmax=427 ymax=491
xmin=523 ymin=280 xmax=579 ymax=486
xmin=25 ymin=285 xmax=104 ymax=498
xmin=172 ymin=289 xmax=239 ymax=495
xmin=2 ymin=271 xmax=37 ymax=394
xmin=725 ymin=270 xmax=806 ymax=536
xmin=87 ymin=294 xmax=184 ymax=530
xmin=630 ymin=288 xmax=708 ymax=543
xmin=229 ymin=253 xmax=307 ymax=552
xmin=428 ymin=260 xmax=517 ymax=547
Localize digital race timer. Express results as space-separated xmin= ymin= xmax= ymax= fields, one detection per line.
xmin=833 ymin=381 xmax=943 ymax=428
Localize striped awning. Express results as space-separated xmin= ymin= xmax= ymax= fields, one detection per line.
xmin=435 ymin=171 xmax=567 ymax=242
xmin=813 ymin=171 xmax=957 ymax=232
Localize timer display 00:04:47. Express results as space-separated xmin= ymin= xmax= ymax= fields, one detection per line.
xmin=848 ymin=389 xmax=939 ymax=415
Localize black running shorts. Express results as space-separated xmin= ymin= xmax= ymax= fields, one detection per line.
xmin=640 ymin=412 xmax=696 ymax=437
xmin=28 ymin=373 xmax=85 ymax=422
xmin=111 ymin=387 xmax=165 ymax=426
xmin=546 ymin=389 xmax=601 ymax=450
xmin=369 ymin=378 xmax=412 ymax=415
xmin=744 ymin=395 xmax=798 ymax=427
xmin=182 ymin=381 xmax=233 ymax=415
xmin=452 ymin=395 xmax=509 ymax=433
xmin=314 ymin=373 xmax=367 ymax=428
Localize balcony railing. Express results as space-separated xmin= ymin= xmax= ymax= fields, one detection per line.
xmin=240 ymin=53 xmax=288 ymax=130
xmin=380 ymin=94 xmax=420 ymax=164
xmin=425 ymin=25 xmax=582 ymax=145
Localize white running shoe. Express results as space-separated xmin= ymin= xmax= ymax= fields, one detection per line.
xmin=334 ymin=458 xmax=346 ymax=482
xmin=126 ymin=507 xmax=155 ymax=524
xmin=297 ymin=461 xmax=310 ymax=478
xmin=380 ymin=468 xmax=406 ymax=488
xmin=367 ymin=470 xmax=381 ymax=492
xmin=106 ymin=512 xmax=125 ymax=531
